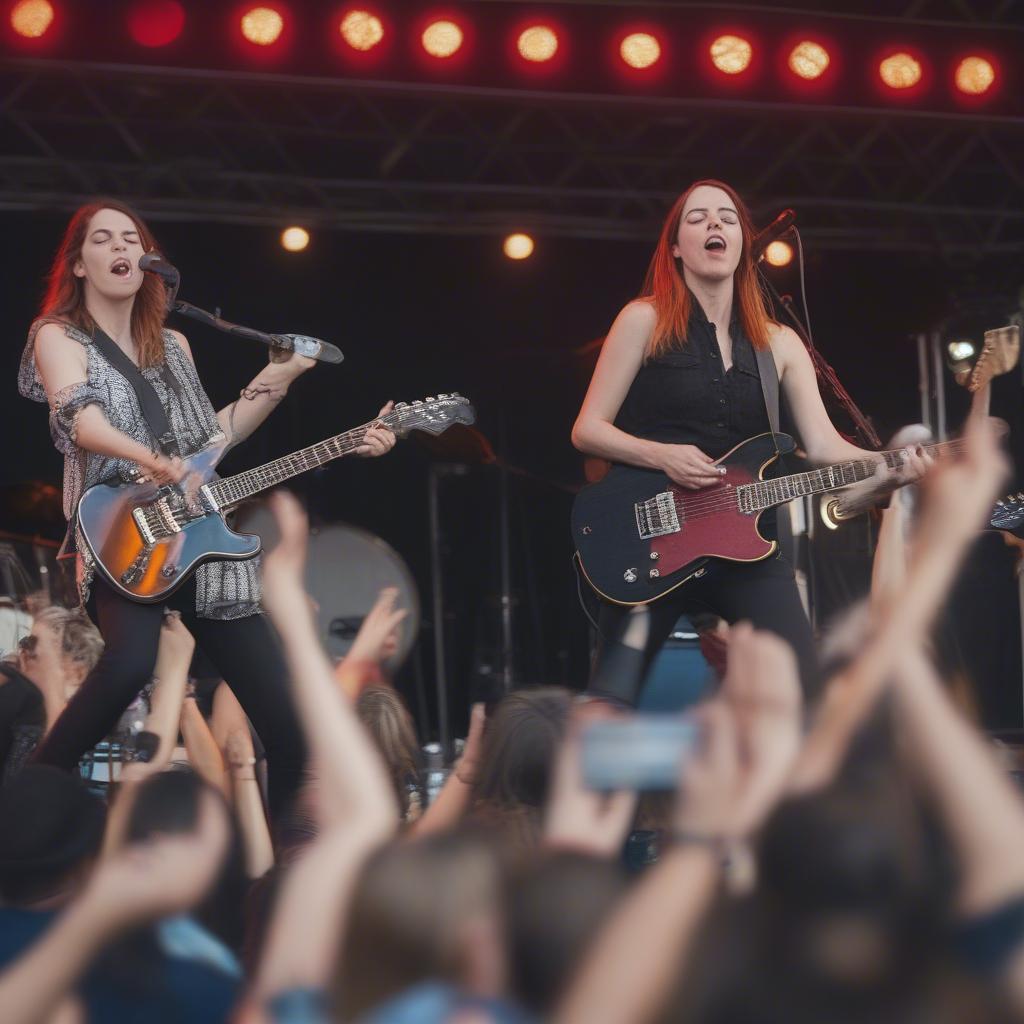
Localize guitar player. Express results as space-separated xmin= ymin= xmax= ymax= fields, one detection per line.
xmin=18 ymin=200 xmax=395 ymax=820
xmin=572 ymin=180 xmax=929 ymax=701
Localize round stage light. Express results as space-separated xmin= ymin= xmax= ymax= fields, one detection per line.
xmin=955 ymin=55 xmax=995 ymax=96
xmin=281 ymin=227 xmax=310 ymax=252
xmin=10 ymin=0 xmax=54 ymax=38
xmin=128 ymin=1 xmax=185 ymax=48
xmin=517 ymin=25 xmax=557 ymax=63
xmin=240 ymin=6 xmax=284 ymax=46
xmin=763 ymin=241 xmax=794 ymax=267
xmin=503 ymin=233 xmax=534 ymax=260
xmin=788 ymin=40 xmax=829 ymax=80
xmin=620 ymin=32 xmax=660 ymax=70
xmin=422 ymin=19 xmax=463 ymax=58
xmin=879 ymin=52 xmax=921 ymax=90
xmin=947 ymin=339 xmax=976 ymax=362
xmin=339 ymin=9 xmax=383 ymax=52
xmin=710 ymin=34 xmax=753 ymax=75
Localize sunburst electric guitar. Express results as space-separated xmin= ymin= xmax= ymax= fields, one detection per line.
xmin=78 ymin=394 xmax=475 ymax=603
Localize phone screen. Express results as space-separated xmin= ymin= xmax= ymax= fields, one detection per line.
xmin=581 ymin=716 xmax=700 ymax=791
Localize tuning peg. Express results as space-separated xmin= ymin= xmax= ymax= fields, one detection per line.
xmin=451 ymin=391 xmax=460 ymax=397
xmin=411 ymin=400 xmax=423 ymax=406
xmin=395 ymin=401 xmax=409 ymax=410
xmin=438 ymin=393 xmax=449 ymax=400
xmin=426 ymin=396 xmax=436 ymax=403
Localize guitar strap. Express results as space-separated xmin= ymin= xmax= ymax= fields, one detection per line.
xmin=90 ymin=326 xmax=180 ymax=458
xmin=754 ymin=343 xmax=781 ymax=436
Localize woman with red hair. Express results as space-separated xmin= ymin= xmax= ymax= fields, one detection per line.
xmin=572 ymin=180 xmax=925 ymax=700
xmin=18 ymin=200 xmax=395 ymax=818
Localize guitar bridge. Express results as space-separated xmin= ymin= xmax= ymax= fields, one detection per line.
xmin=132 ymin=507 xmax=157 ymax=545
xmin=635 ymin=491 xmax=681 ymax=540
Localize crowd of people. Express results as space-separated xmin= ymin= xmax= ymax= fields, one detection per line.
xmin=0 ymin=411 xmax=1022 ymax=1023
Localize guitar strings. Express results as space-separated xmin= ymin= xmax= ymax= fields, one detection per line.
xmin=654 ymin=438 xmax=965 ymax=522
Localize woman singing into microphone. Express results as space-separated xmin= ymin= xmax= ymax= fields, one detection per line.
xmin=18 ymin=200 xmax=395 ymax=817
xmin=572 ymin=180 xmax=928 ymax=701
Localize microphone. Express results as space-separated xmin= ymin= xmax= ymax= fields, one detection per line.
xmin=751 ymin=208 xmax=796 ymax=260
xmin=138 ymin=251 xmax=181 ymax=289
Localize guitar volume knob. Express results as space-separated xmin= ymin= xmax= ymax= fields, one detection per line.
xmin=623 ymin=568 xmax=637 ymax=584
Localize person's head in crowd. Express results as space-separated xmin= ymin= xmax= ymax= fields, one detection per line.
xmin=356 ymin=685 xmax=423 ymax=823
xmin=470 ymin=686 xmax=571 ymax=846
xmin=670 ymin=762 xmax=958 ymax=1023
xmin=0 ymin=764 xmax=105 ymax=908
xmin=19 ymin=605 xmax=103 ymax=704
xmin=505 ymin=850 xmax=630 ymax=1016
xmin=123 ymin=768 xmax=245 ymax=950
xmin=335 ymin=829 xmax=506 ymax=1021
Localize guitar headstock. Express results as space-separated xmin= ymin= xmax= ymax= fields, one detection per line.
xmin=991 ymin=492 xmax=1024 ymax=533
xmin=386 ymin=393 xmax=477 ymax=437
xmin=962 ymin=324 xmax=1021 ymax=393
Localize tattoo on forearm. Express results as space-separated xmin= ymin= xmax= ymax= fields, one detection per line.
xmin=239 ymin=382 xmax=286 ymax=402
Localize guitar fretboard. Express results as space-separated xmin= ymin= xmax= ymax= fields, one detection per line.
xmin=208 ymin=421 xmax=378 ymax=508
xmin=743 ymin=440 xmax=959 ymax=512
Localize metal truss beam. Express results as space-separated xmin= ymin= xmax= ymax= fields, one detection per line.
xmin=1 ymin=59 xmax=1022 ymax=266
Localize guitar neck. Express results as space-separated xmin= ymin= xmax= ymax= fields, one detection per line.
xmin=747 ymin=438 xmax=960 ymax=512
xmin=209 ymin=420 xmax=377 ymax=508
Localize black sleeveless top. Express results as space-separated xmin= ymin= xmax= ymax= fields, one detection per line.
xmin=614 ymin=299 xmax=771 ymax=459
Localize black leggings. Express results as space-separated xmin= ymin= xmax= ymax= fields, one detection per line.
xmin=592 ymin=554 xmax=818 ymax=706
xmin=33 ymin=575 xmax=306 ymax=821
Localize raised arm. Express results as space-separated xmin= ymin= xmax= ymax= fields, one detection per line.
xmin=250 ymin=492 xmax=397 ymax=1003
xmin=571 ymin=301 xmax=721 ymax=489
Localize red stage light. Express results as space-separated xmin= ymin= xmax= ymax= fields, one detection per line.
xmin=240 ymin=5 xmax=285 ymax=46
xmin=955 ymin=55 xmax=995 ymax=96
xmin=339 ymin=8 xmax=383 ymax=52
xmin=422 ymin=18 xmax=463 ymax=58
xmin=128 ymin=0 xmax=185 ymax=48
xmin=619 ymin=32 xmax=661 ymax=70
xmin=788 ymin=40 xmax=829 ymax=80
xmin=517 ymin=24 xmax=557 ymax=63
xmin=879 ymin=51 xmax=922 ymax=90
xmin=709 ymin=34 xmax=753 ymax=75
xmin=10 ymin=0 xmax=54 ymax=38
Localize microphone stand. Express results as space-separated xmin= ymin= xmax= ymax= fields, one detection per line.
xmin=759 ymin=272 xmax=881 ymax=449
xmin=170 ymin=299 xmax=345 ymax=365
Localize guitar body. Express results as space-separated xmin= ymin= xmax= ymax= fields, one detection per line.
xmin=77 ymin=444 xmax=260 ymax=604
xmin=572 ymin=433 xmax=793 ymax=606
xmin=76 ymin=394 xmax=477 ymax=605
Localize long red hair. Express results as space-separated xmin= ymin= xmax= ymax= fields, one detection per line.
xmin=40 ymin=199 xmax=168 ymax=368
xmin=642 ymin=179 xmax=774 ymax=359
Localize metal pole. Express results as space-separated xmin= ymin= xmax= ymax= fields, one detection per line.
xmin=916 ymin=332 xmax=932 ymax=433
xmin=427 ymin=466 xmax=450 ymax=755
xmin=931 ymin=331 xmax=947 ymax=441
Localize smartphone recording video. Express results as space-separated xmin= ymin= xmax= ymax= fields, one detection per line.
xmin=581 ymin=715 xmax=700 ymax=791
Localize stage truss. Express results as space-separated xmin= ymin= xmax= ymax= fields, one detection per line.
xmin=0 ymin=55 xmax=1021 ymax=266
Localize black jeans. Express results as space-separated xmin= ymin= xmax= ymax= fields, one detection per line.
xmin=33 ymin=575 xmax=306 ymax=821
xmin=592 ymin=554 xmax=818 ymax=706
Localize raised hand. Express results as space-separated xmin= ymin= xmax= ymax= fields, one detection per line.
xmin=261 ymin=491 xmax=310 ymax=621
xmin=156 ymin=610 xmax=195 ymax=671
xmin=545 ymin=705 xmax=637 ymax=858
xmin=86 ymin=789 xmax=230 ymax=927
xmin=357 ymin=401 xmax=397 ymax=458
xmin=345 ymin=586 xmax=409 ymax=666
xmin=720 ymin=623 xmax=802 ymax=835
xmin=657 ymin=443 xmax=724 ymax=489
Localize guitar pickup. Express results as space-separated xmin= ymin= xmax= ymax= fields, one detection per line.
xmin=132 ymin=507 xmax=157 ymax=545
xmin=635 ymin=491 xmax=681 ymax=540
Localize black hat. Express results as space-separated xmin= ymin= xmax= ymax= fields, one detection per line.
xmin=0 ymin=765 xmax=106 ymax=902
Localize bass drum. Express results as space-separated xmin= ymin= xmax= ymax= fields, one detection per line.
xmin=235 ymin=507 xmax=420 ymax=671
